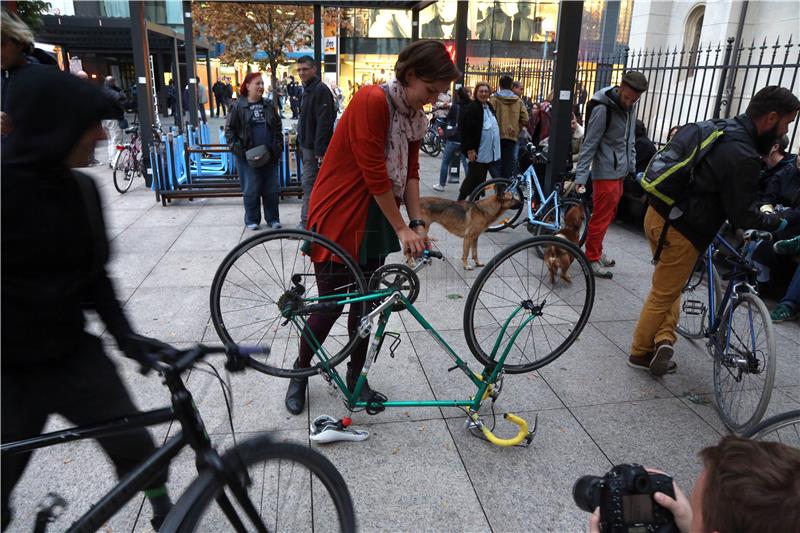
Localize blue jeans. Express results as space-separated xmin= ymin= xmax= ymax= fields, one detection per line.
xmin=438 ymin=141 xmax=469 ymax=186
xmin=780 ymin=264 xmax=800 ymax=312
xmin=236 ymin=155 xmax=280 ymax=226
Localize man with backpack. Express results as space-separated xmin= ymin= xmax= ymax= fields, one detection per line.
xmin=630 ymin=86 xmax=800 ymax=376
xmin=490 ymin=75 xmax=528 ymax=180
xmin=568 ymin=71 xmax=648 ymax=278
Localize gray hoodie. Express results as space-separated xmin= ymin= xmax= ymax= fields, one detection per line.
xmin=575 ymin=86 xmax=636 ymax=185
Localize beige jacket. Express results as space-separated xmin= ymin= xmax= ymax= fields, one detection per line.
xmin=490 ymin=92 xmax=529 ymax=141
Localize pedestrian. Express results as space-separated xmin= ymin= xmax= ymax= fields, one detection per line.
xmin=458 ymin=81 xmax=501 ymax=201
xmin=568 ymin=70 xmax=649 ymax=279
xmin=490 ymin=75 xmax=528 ymax=179
xmin=432 ymin=89 xmax=451 ymax=120
xmin=284 ymin=40 xmax=459 ymax=415
xmin=433 ymin=86 xmax=470 ymax=191
xmin=1 ymin=9 xmax=42 ymax=139
xmin=287 ymin=75 xmax=301 ymax=119
xmin=511 ymin=80 xmax=531 ymax=173
xmin=225 ymin=72 xmax=284 ymax=230
xmin=101 ymin=76 xmax=126 ymax=168
xmin=526 ymin=98 xmax=551 ymax=146
xmin=212 ymin=77 xmax=227 ymax=117
xmin=296 ymin=55 xmax=336 ymax=229
xmin=1 ymin=66 xmax=173 ymax=531
xmin=165 ymin=79 xmax=176 ymax=116
xmin=629 ymin=86 xmax=799 ymax=376
xmin=197 ymin=81 xmax=208 ymax=122
xmin=224 ymin=77 xmax=234 ymax=109
xmin=635 ymin=119 xmax=657 ymax=174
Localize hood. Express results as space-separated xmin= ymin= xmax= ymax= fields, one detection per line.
xmin=494 ymin=89 xmax=519 ymax=104
xmin=590 ymin=85 xmax=626 ymax=112
xmin=3 ymin=66 xmax=122 ymax=170
xmin=764 ymin=153 xmax=798 ymax=175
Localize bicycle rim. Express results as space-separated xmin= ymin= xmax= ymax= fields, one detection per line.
xmin=464 ymin=236 xmax=595 ymax=373
xmin=162 ymin=436 xmax=356 ymax=533
xmin=743 ymin=409 xmax=800 ymax=445
xmin=676 ymin=256 xmax=722 ymax=340
xmin=713 ymin=292 xmax=776 ymax=434
xmin=467 ymin=179 xmax=522 ymax=232
xmin=210 ymin=229 xmax=367 ymax=378
xmin=113 ymin=149 xmax=134 ymax=193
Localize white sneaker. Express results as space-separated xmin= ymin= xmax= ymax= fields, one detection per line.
xmin=309 ymin=415 xmax=369 ymax=443
xmin=432 ymin=184 xmax=445 ymax=192
xmin=599 ymin=254 xmax=616 ymax=267
xmin=590 ymin=261 xmax=613 ymax=279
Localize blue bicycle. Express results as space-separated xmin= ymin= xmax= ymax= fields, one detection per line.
xmin=467 ymin=144 xmax=591 ymax=244
xmin=677 ymin=229 xmax=776 ymax=434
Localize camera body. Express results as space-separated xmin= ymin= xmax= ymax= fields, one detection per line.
xmin=573 ymin=464 xmax=679 ymax=533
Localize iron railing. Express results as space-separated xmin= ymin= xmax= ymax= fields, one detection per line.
xmin=464 ymin=35 xmax=800 ymax=150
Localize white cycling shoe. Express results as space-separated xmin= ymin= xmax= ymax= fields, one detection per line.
xmin=309 ymin=415 xmax=370 ymax=444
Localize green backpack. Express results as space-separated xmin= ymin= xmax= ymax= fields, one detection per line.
xmin=640 ymin=120 xmax=726 ymax=207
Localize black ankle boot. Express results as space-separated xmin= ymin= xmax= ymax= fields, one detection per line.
xmin=346 ymin=363 xmax=381 ymax=402
xmin=285 ymin=360 xmax=308 ymax=415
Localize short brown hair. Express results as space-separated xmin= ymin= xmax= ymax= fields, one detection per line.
xmin=699 ymin=436 xmax=800 ymax=533
xmin=473 ymin=81 xmax=491 ymax=100
xmin=395 ymin=40 xmax=460 ymax=86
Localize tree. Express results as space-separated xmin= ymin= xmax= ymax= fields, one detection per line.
xmin=193 ymin=3 xmax=313 ymax=111
xmin=11 ymin=1 xmax=52 ymax=31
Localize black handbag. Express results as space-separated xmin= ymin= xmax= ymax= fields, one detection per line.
xmin=245 ymin=144 xmax=272 ymax=168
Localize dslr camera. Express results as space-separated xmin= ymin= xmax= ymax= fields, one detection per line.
xmin=573 ymin=464 xmax=678 ymax=533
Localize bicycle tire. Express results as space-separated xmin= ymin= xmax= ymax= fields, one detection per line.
xmin=467 ymin=178 xmax=524 ymax=232
xmin=113 ymin=148 xmax=135 ymax=193
xmin=713 ymin=292 xmax=776 ymax=435
xmin=743 ymin=409 xmax=800 ymax=444
xmin=210 ymin=229 xmax=367 ymax=379
xmin=161 ymin=435 xmax=356 ymax=533
xmin=464 ymin=235 xmax=595 ymax=374
xmin=676 ymin=254 xmax=722 ymax=340
xmin=528 ymin=198 xmax=590 ymax=246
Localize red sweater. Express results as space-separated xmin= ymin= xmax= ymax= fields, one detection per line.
xmin=306 ymin=85 xmax=421 ymax=263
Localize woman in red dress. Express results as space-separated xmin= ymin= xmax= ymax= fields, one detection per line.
xmin=285 ymin=40 xmax=460 ymax=414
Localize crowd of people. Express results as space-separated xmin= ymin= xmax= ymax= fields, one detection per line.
xmin=2 ymin=7 xmax=799 ymax=530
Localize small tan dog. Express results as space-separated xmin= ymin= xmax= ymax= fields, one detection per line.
xmin=419 ymin=193 xmax=522 ymax=270
xmin=543 ymin=204 xmax=586 ymax=284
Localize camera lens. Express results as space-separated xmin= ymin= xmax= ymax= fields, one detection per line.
xmin=573 ymin=476 xmax=603 ymax=513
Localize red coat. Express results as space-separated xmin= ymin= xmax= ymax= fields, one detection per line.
xmin=306 ymin=85 xmax=420 ymax=263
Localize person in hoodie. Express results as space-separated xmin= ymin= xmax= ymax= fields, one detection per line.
xmin=490 ymin=75 xmax=529 ymax=180
xmin=1 ymin=67 xmax=172 ymax=530
xmin=568 ymin=71 xmax=648 ymax=279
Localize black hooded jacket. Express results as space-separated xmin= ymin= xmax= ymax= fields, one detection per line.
xmin=648 ymin=115 xmax=787 ymax=251
xmin=2 ymin=67 xmax=130 ymax=367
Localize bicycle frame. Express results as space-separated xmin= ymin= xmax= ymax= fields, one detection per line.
xmin=506 ymin=164 xmax=560 ymax=232
xmin=1 ymin=365 xmax=260 ymax=532
xmin=290 ymin=285 xmax=536 ymax=446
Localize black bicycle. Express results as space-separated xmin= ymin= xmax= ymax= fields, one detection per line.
xmin=1 ymin=337 xmax=356 ymax=532
xmin=420 ymin=114 xmax=445 ymax=157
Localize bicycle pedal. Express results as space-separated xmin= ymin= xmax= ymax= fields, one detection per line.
xmin=682 ymin=299 xmax=705 ymax=316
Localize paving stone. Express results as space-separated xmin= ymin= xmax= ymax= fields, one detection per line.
xmin=123 ymin=286 xmax=211 ymax=343
xmin=110 ymin=224 xmax=185 ymax=254
xmin=171 ymin=224 xmax=244 ymax=252
xmin=107 ymin=251 xmax=164 ymax=289
xmin=139 ymin=250 xmax=227 ymax=288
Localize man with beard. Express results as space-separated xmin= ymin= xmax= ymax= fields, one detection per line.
xmin=628 ymin=86 xmax=800 ymax=377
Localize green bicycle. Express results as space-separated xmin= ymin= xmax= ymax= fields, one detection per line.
xmin=210 ymin=229 xmax=595 ymax=446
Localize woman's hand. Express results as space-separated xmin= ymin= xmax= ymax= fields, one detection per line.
xmin=467 ymin=150 xmax=477 ymax=162
xmin=397 ymin=226 xmax=427 ymax=258
xmin=413 ymin=225 xmax=431 ymax=250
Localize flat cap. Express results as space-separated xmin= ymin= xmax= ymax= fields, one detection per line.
xmin=622 ymin=71 xmax=648 ymax=92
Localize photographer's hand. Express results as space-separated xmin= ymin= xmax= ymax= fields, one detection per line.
xmin=654 ymin=483 xmax=692 ymax=533
xmin=588 ymin=507 xmax=601 ymax=533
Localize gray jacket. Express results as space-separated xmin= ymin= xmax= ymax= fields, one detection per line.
xmin=575 ymin=86 xmax=636 ymax=185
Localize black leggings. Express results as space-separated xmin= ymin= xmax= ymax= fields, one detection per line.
xmin=1 ymin=334 xmax=166 ymax=529
xmin=298 ymin=257 xmax=384 ymax=372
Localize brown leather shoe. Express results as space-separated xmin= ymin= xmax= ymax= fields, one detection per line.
xmin=649 ymin=341 xmax=675 ymax=376
xmin=628 ymin=348 xmax=677 ymax=375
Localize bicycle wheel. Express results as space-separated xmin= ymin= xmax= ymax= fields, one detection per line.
xmin=210 ymin=229 xmax=367 ymax=379
xmin=743 ymin=409 xmax=800 ymax=445
xmin=464 ymin=235 xmax=595 ymax=373
xmin=113 ymin=148 xmax=135 ymax=193
xmin=528 ymin=198 xmax=590 ymax=246
xmin=676 ymin=254 xmax=722 ymax=340
xmin=467 ymin=178 xmax=524 ymax=232
xmin=161 ymin=435 xmax=356 ymax=533
xmin=713 ymin=292 xmax=776 ymax=434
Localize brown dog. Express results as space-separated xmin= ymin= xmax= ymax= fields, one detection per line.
xmin=543 ymin=204 xmax=586 ymax=284
xmin=419 ymin=193 xmax=522 ymax=270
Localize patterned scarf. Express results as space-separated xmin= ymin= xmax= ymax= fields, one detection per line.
xmin=381 ymin=79 xmax=428 ymax=199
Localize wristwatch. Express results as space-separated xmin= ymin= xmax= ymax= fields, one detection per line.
xmin=409 ymin=219 xmax=426 ymax=229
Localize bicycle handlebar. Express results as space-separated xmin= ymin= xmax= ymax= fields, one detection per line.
xmin=126 ymin=334 xmax=269 ymax=375
xmin=743 ymin=229 xmax=773 ymax=242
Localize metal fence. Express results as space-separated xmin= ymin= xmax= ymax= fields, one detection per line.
xmin=464 ymin=35 xmax=800 ymax=150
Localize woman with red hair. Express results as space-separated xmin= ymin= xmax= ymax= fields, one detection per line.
xmin=224 ymin=72 xmax=284 ymax=229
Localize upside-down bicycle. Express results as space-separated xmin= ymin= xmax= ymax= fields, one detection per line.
xmin=210 ymin=229 xmax=595 ymax=446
